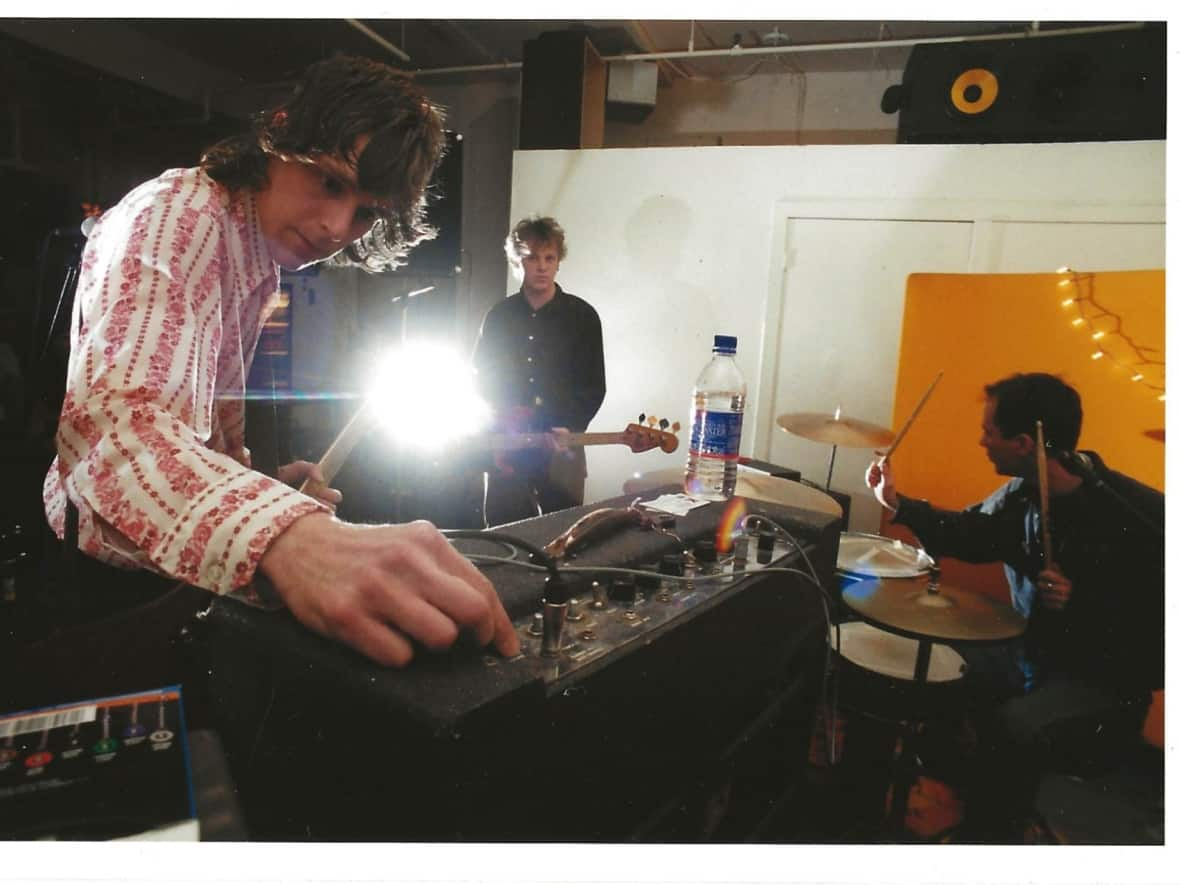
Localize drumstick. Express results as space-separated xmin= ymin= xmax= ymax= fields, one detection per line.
xmin=298 ymin=400 xmax=375 ymax=495
xmin=1035 ymin=420 xmax=1055 ymax=570
xmin=879 ymin=370 xmax=944 ymax=460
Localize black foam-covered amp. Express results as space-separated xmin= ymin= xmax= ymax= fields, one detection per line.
xmin=196 ymin=489 xmax=840 ymax=841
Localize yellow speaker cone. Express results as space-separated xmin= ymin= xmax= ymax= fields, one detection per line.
xmin=950 ymin=68 xmax=999 ymax=115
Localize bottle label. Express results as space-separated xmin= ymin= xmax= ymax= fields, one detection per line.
xmin=689 ymin=410 xmax=743 ymax=460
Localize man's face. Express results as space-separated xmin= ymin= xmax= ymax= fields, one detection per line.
xmin=519 ymin=239 xmax=560 ymax=297
xmin=255 ymin=134 xmax=389 ymax=270
xmin=979 ymin=397 xmax=1031 ymax=477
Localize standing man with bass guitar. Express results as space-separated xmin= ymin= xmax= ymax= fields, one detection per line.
xmin=473 ymin=216 xmax=606 ymax=525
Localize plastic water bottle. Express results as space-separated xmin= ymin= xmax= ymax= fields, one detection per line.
xmin=684 ymin=335 xmax=746 ymax=500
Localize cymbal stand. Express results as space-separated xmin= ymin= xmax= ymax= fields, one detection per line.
xmin=824 ymin=404 xmax=841 ymax=490
xmin=885 ymin=560 xmax=940 ymax=839
xmin=825 ymin=444 xmax=838 ymax=491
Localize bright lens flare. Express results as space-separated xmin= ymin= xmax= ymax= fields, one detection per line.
xmin=715 ymin=497 xmax=748 ymax=554
xmin=367 ymin=342 xmax=490 ymax=450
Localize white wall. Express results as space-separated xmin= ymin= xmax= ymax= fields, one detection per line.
xmin=509 ymin=140 xmax=1165 ymax=511
xmin=606 ymin=68 xmax=905 ymax=146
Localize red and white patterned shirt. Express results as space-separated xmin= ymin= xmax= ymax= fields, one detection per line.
xmin=43 ymin=167 xmax=326 ymax=595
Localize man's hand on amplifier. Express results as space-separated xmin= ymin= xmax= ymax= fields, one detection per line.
xmin=258 ymin=513 xmax=520 ymax=667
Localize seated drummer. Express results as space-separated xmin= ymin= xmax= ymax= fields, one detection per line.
xmin=865 ymin=372 xmax=1162 ymax=841
xmin=41 ymin=56 xmax=518 ymax=670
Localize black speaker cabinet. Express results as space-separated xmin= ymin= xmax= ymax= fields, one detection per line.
xmin=519 ymin=31 xmax=607 ymax=150
xmin=891 ymin=25 xmax=1165 ymax=144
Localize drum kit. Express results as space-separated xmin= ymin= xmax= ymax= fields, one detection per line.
xmin=624 ymin=385 xmax=1025 ymax=657
xmin=624 ymin=382 xmax=1026 ymax=836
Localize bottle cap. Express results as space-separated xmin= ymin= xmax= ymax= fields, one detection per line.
xmin=713 ymin=334 xmax=737 ymax=353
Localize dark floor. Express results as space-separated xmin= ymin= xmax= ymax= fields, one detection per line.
xmin=770 ymin=699 xmax=1163 ymax=846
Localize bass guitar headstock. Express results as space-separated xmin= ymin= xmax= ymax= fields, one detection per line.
xmin=624 ymin=414 xmax=681 ymax=454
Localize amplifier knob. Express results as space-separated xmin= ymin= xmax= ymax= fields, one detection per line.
xmin=636 ymin=566 xmax=661 ymax=594
xmin=756 ymin=532 xmax=776 ymax=565
xmin=692 ymin=538 xmax=717 ymax=566
xmin=609 ymin=575 xmax=637 ymax=605
xmin=659 ymin=553 xmax=684 ymax=577
xmin=732 ymin=535 xmax=750 ymax=570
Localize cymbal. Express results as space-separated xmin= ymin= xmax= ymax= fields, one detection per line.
xmin=621 ymin=467 xmax=843 ymax=519
xmin=776 ymin=412 xmax=895 ymax=449
xmin=841 ymin=574 xmax=1026 ymax=643
xmin=622 ymin=468 xmax=683 ymax=496
xmin=734 ymin=469 xmax=843 ymax=519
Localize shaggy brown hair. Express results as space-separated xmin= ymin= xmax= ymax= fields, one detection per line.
xmin=504 ymin=215 xmax=567 ymax=271
xmin=201 ymin=55 xmax=446 ymax=272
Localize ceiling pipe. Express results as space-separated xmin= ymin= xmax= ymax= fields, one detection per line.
xmin=623 ymin=20 xmax=692 ymax=82
xmin=415 ymin=60 xmax=522 ymax=76
xmin=413 ymin=21 xmax=1145 ymax=78
xmin=347 ymin=19 xmax=411 ymax=63
xmin=603 ymin=21 xmax=1144 ymax=63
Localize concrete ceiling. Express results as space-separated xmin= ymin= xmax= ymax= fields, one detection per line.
xmin=0 ymin=18 xmax=1137 ymax=118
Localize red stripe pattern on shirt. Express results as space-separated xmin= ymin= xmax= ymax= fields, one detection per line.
xmin=43 ymin=167 xmax=325 ymax=594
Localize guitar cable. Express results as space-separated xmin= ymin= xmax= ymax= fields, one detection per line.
xmin=449 ymin=517 xmax=838 ymax=766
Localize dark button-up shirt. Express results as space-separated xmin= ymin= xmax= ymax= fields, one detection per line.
xmin=893 ymin=452 xmax=1164 ymax=694
xmin=472 ymin=284 xmax=606 ymax=433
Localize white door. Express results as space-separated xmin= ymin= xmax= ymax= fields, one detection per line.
xmin=977 ymin=221 xmax=1165 ymax=272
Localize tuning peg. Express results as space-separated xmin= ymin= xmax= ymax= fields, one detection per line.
xmin=659 ymin=418 xmax=669 ymax=430
xmin=647 ymin=416 xmax=658 ymax=427
xmin=638 ymin=413 xmax=646 ymax=424
xmin=672 ymin=422 xmax=681 ymax=433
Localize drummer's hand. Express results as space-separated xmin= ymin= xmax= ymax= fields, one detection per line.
xmin=1037 ymin=566 xmax=1073 ymax=610
xmin=279 ymin=460 xmax=343 ymax=511
xmin=865 ymin=454 xmax=898 ymax=512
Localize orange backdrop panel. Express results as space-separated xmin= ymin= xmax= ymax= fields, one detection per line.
xmin=884 ymin=270 xmax=1165 ymax=603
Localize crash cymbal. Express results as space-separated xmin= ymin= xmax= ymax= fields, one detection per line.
xmin=776 ymin=412 xmax=895 ymax=449
xmin=734 ymin=469 xmax=843 ymax=519
xmin=842 ymin=574 xmax=1026 ymax=643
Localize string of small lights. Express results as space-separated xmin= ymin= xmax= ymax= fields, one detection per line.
xmin=1055 ymin=267 xmax=1165 ymax=402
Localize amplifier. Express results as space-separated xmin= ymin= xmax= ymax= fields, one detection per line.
xmin=195 ymin=488 xmax=840 ymax=841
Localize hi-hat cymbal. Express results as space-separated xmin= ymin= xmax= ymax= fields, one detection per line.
xmin=842 ymin=575 xmax=1026 ymax=643
xmin=734 ymin=469 xmax=843 ymax=519
xmin=776 ymin=412 xmax=895 ymax=449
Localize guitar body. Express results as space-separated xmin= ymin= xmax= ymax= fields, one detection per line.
xmin=483 ymin=446 xmax=587 ymax=527
xmin=325 ymin=420 xmax=679 ymax=529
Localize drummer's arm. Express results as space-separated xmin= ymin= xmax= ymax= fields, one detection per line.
xmin=891 ymin=489 xmax=1021 ymax=564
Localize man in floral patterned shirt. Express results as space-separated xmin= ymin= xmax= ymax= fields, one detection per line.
xmin=43 ymin=56 xmax=518 ymax=668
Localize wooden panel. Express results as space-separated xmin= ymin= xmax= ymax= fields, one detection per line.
xmin=579 ymin=39 xmax=606 ymax=149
